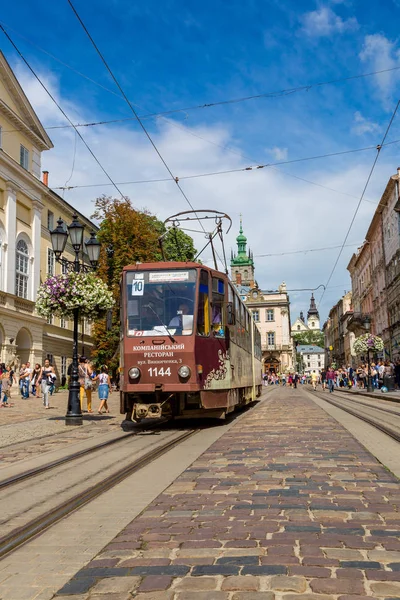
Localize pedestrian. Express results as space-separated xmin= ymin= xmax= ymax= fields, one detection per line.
xmin=31 ymin=363 xmax=42 ymax=397
xmin=78 ymin=356 xmax=93 ymax=413
xmin=311 ymin=370 xmax=318 ymax=390
xmin=94 ymin=365 xmax=111 ymax=414
xmin=263 ymin=373 xmax=268 ymax=387
xmin=288 ymin=373 xmax=293 ymax=387
xmin=1 ymin=368 xmax=12 ymax=407
xmin=293 ymin=372 xmax=299 ymax=389
xmin=395 ymin=359 xmax=400 ymax=390
xmin=320 ymin=369 xmax=327 ymax=391
xmin=326 ymin=366 xmax=335 ymax=393
xmin=39 ymin=359 xmax=55 ymax=409
xmin=281 ymin=373 xmax=286 ymax=386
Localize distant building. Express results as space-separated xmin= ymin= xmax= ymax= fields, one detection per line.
xmin=230 ymin=221 xmax=293 ymax=374
xmin=296 ymin=344 xmax=325 ymax=375
xmin=291 ymin=294 xmax=321 ymax=335
xmin=323 ymin=291 xmax=354 ymax=367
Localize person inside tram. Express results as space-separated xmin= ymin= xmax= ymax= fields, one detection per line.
xmin=169 ymin=303 xmax=190 ymax=328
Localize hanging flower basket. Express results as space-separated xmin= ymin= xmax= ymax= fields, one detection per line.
xmin=36 ymin=272 xmax=114 ymax=320
xmin=353 ymin=333 xmax=384 ymax=355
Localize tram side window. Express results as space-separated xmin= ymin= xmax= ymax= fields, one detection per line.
xmin=212 ymin=277 xmax=225 ymax=337
xmin=197 ymin=270 xmax=210 ymax=336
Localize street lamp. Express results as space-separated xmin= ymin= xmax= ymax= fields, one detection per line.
xmin=363 ymin=315 xmax=374 ymax=393
xmin=50 ymin=214 xmax=101 ymax=425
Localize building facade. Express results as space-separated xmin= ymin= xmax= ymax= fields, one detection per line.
xmin=0 ymin=51 xmax=96 ymax=382
xmin=323 ymin=292 xmax=354 ymax=367
xmin=230 ymin=222 xmax=293 ymax=373
xmin=296 ymin=344 xmax=325 ymax=375
xmin=345 ymin=170 xmax=400 ymax=360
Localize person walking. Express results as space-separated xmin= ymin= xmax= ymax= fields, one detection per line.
xmin=78 ymin=357 xmax=93 ymax=413
xmin=320 ymin=369 xmax=327 ymax=391
xmin=39 ymin=359 xmax=54 ymax=409
xmin=311 ymin=370 xmax=318 ymax=390
xmin=31 ymin=363 xmax=42 ymax=398
xmin=293 ymin=372 xmax=299 ymax=389
xmin=94 ymin=365 xmax=111 ymax=414
xmin=1 ymin=367 xmax=12 ymax=407
xmin=395 ymin=359 xmax=400 ymax=390
xmin=326 ymin=367 xmax=335 ymax=393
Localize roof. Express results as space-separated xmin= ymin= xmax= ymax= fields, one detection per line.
xmin=297 ymin=345 xmax=324 ymax=353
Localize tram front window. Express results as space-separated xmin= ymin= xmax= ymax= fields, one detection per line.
xmin=125 ymin=270 xmax=196 ymax=336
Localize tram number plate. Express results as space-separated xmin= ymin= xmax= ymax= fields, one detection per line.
xmin=147 ymin=367 xmax=171 ymax=377
xmin=131 ymin=280 xmax=144 ymax=296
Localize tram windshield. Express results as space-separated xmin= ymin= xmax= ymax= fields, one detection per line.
xmin=125 ymin=269 xmax=197 ymax=336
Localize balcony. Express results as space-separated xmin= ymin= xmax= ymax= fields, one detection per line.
xmin=346 ymin=312 xmax=371 ymax=335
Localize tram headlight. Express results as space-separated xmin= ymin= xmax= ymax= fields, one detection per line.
xmin=129 ymin=367 xmax=141 ymax=379
xmin=178 ymin=365 xmax=191 ymax=378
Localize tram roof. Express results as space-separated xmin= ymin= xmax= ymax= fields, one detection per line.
xmin=122 ymin=261 xmax=227 ymax=278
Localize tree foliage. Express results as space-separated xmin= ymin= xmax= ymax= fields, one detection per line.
xmin=91 ymin=196 xmax=196 ymax=371
xmin=293 ymin=330 xmax=324 ymax=348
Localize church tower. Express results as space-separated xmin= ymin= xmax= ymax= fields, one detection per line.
xmin=230 ymin=218 xmax=254 ymax=286
xmin=307 ymin=293 xmax=320 ymax=330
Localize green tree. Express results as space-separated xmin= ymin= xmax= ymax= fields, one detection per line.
xmin=91 ymin=196 xmax=196 ymax=370
xmin=293 ymin=330 xmax=325 ymax=348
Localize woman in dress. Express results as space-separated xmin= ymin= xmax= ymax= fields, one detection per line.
xmin=94 ymin=365 xmax=111 ymax=414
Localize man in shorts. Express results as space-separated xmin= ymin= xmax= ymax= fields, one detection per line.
xmin=311 ymin=370 xmax=318 ymax=391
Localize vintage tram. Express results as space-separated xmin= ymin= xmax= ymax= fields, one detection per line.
xmin=120 ymin=262 xmax=262 ymax=421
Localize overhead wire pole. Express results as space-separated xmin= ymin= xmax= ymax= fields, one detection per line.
xmin=318 ymin=99 xmax=400 ymax=309
xmin=0 ymin=25 xmax=125 ymax=200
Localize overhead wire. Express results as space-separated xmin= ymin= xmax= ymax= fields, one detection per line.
xmin=48 ymin=139 xmax=400 ymax=192
xmin=0 ymin=21 xmax=386 ymax=209
xmin=66 ymin=0 xmax=227 ymax=272
xmin=1 ymin=17 xmax=399 ymax=122
xmin=254 ymin=242 xmax=363 ymax=258
xmin=0 ymin=24 xmax=126 ymax=199
xmin=318 ymin=99 xmax=400 ymax=309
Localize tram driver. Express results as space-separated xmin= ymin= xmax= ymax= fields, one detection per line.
xmin=169 ymin=303 xmax=193 ymax=332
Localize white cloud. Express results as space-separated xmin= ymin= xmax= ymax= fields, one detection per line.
xmin=359 ymin=34 xmax=400 ymax=107
xmin=16 ymin=66 xmax=390 ymax=322
xmin=268 ymin=147 xmax=288 ymax=161
xmin=351 ymin=111 xmax=380 ymax=135
xmin=300 ymin=6 xmax=358 ymax=37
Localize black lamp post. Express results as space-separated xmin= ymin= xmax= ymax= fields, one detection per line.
xmin=363 ymin=315 xmax=374 ymax=393
xmin=50 ymin=214 xmax=101 ymax=425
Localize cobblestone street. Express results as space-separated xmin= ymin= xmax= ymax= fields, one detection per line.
xmin=51 ymin=387 xmax=400 ymax=600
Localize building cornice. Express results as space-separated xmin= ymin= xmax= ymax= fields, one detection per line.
xmin=0 ymin=51 xmax=53 ymax=150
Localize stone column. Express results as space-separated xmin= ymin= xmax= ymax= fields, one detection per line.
xmin=5 ymin=185 xmax=17 ymax=295
xmin=31 ymin=200 xmax=43 ymax=301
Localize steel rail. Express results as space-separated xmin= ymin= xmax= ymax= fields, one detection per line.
xmin=0 ymin=429 xmax=198 ymax=559
xmin=314 ymin=392 xmax=400 ymax=443
xmin=0 ymin=432 xmax=135 ymax=491
xmin=329 ymin=390 xmax=400 ymax=417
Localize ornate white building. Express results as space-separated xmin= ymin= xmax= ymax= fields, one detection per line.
xmin=291 ymin=294 xmax=321 ymax=335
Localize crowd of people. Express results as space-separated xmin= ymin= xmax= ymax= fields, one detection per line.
xmin=0 ymin=357 xmax=113 ymax=414
xmin=262 ymin=360 xmax=400 ymax=392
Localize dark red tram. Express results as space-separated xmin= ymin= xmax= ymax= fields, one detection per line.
xmin=120 ymin=262 xmax=262 ymax=421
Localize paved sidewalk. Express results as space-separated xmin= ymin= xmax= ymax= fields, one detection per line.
xmin=339 ymin=386 xmax=400 ymax=403
xmin=52 ymin=387 xmax=400 ymax=600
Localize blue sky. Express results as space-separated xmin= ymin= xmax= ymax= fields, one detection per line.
xmin=2 ymin=0 xmax=400 ymax=322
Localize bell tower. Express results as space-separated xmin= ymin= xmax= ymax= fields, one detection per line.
xmin=307 ymin=293 xmax=320 ymax=330
xmin=230 ymin=217 xmax=254 ymax=286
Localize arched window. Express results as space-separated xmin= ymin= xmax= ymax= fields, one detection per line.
xmin=15 ymin=239 xmax=29 ymax=299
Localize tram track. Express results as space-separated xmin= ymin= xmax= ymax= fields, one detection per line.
xmin=313 ymin=389 xmax=400 ymax=443
xmin=0 ymin=428 xmax=198 ymax=559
